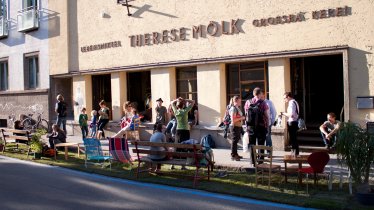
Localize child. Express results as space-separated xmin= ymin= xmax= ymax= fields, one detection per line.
xmin=97 ymin=100 xmax=110 ymax=139
xmin=48 ymin=124 xmax=66 ymax=149
xmin=79 ymin=107 xmax=88 ymax=139
xmin=113 ymin=107 xmax=139 ymax=138
xmin=90 ymin=110 xmax=98 ymax=138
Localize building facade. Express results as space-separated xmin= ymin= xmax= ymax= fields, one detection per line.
xmin=0 ymin=0 xmax=51 ymax=126
xmin=47 ymin=0 xmax=374 ymax=148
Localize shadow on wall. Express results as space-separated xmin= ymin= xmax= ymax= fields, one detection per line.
xmin=130 ymin=4 xmax=178 ymax=18
xmin=349 ymin=47 xmax=372 ymax=123
xmin=197 ymin=103 xmax=223 ymax=127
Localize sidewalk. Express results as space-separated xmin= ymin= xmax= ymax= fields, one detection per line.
xmin=61 ymin=133 xmax=348 ymax=177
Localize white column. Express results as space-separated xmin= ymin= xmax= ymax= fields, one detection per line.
xmin=111 ymin=72 xmax=127 ymax=121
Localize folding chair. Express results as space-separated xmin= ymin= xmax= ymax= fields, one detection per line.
xmin=108 ymin=137 xmax=133 ymax=164
xmin=83 ymin=138 xmax=112 ymax=169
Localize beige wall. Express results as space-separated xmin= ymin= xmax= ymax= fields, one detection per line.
xmin=197 ymin=64 xmax=226 ymax=126
xmin=49 ymin=0 xmax=374 ymax=124
xmin=268 ymin=58 xmax=291 ymax=117
xmin=151 ymin=67 xmax=176 ymax=122
xmin=49 ymin=0 xmax=69 ymax=75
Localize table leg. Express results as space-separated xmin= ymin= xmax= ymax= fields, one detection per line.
xmin=298 ymin=163 xmax=302 ymax=185
xmin=284 ymin=162 xmax=288 ymax=183
xmin=64 ymin=146 xmax=68 ymax=160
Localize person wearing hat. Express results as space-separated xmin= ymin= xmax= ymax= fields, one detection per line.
xmin=155 ymin=98 xmax=167 ymax=126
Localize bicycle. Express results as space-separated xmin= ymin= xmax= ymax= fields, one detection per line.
xmin=21 ymin=112 xmax=50 ymax=132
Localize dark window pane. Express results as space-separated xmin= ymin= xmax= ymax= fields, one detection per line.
xmin=240 ymin=70 xmax=264 ymax=81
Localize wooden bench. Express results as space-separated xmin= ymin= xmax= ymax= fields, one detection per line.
xmin=1 ymin=128 xmax=32 ymax=157
xmin=131 ymin=140 xmax=214 ymax=187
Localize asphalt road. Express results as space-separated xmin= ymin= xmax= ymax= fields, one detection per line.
xmin=0 ymin=156 xmax=313 ymax=210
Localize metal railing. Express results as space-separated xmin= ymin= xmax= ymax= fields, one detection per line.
xmin=17 ymin=6 xmax=39 ymax=32
xmin=0 ymin=16 xmax=8 ymax=38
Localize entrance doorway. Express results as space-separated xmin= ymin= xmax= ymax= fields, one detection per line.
xmin=127 ymin=71 xmax=151 ymax=120
xmin=291 ymin=54 xmax=344 ymax=124
xmin=92 ymin=74 xmax=112 ymax=119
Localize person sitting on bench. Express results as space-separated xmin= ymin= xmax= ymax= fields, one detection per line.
xmin=319 ymin=112 xmax=341 ymax=149
xmin=48 ymin=124 xmax=66 ymax=149
xmin=149 ymin=123 xmax=168 ymax=172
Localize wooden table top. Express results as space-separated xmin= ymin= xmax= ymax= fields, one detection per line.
xmin=55 ymin=142 xmax=80 ymax=147
xmin=283 ymin=155 xmax=309 ymax=163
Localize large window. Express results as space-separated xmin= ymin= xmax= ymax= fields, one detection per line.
xmin=0 ymin=60 xmax=8 ymax=91
xmin=226 ymin=61 xmax=267 ymax=106
xmin=176 ymin=66 xmax=197 ymax=102
xmin=24 ymin=54 xmax=39 ymax=89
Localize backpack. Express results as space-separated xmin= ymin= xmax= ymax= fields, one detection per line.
xmin=223 ymin=105 xmax=232 ymax=125
xmin=245 ymin=100 xmax=265 ymax=127
xmin=57 ymin=101 xmax=67 ymax=117
xmin=200 ymin=134 xmax=216 ymax=149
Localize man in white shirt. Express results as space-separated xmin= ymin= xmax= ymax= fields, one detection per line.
xmin=261 ymin=92 xmax=277 ymax=148
xmin=281 ymin=92 xmax=300 ymax=155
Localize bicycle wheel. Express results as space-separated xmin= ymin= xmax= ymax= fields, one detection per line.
xmin=38 ymin=119 xmax=50 ymax=132
xmin=22 ymin=119 xmax=33 ymax=130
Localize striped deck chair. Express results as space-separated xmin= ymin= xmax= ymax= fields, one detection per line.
xmin=108 ymin=137 xmax=133 ymax=164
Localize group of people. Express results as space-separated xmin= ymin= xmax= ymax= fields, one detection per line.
xmin=45 ymin=91 xmax=340 ymax=159
xmin=227 ymin=87 xmax=341 ymax=162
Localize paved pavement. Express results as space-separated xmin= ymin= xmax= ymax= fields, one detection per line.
xmin=0 ymin=156 xmax=314 ymax=210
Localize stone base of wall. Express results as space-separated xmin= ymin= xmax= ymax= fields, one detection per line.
xmin=0 ymin=90 xmax=50 ymax=128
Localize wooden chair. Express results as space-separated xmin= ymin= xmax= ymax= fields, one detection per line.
xmin=125 ymin=117 xmax=140 ymax=140
xmin=252 ymin=145 xmax=281 ymax=188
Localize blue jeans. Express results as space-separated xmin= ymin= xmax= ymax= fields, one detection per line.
xmin=90 ymin=124 xmax=97 ymax=138
xmin=265 ymin=126 xmax=272 ymax=147
xmin=321 ymin=130 xmax=336 ymax=148
xmin=165 ymin=119 xmax=177 ymax=137
xmin=56 ymin=116 xmax=67 ymax=134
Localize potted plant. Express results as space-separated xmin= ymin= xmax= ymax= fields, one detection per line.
xmin=30 ymin=129 xmax=46 ymax=159
xmin=336 ymin=122 xmax=374 ymax=205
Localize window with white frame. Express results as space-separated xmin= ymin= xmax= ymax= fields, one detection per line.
xmin=24 ymin=54 xmax=39 ymax=89
xmin=0 ymin=60 xmax=8 ymax=91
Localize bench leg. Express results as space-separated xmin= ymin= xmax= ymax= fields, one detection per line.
xmin=64 ymin=146 xmax=68 ymax=160
xmin=136 ymin=161 xmax=141 ymax=179
xmin=207 ymin=165 xmax=210 ymax=181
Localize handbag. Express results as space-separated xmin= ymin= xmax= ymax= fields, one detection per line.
xmin=293 ymin=101 xmax=307 ymax=131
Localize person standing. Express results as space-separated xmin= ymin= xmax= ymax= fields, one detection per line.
xmin=229 ymin=96 xmax=245 ymax=161
xmin=261 ymin=92 xmax=277 ymax=148
xmin=281 ymin=92 xmax=300 ymax=156
xmin=171 ymin=97 xmax=195 ymax=143
xmin=155 ymin=98 xmax=167 ymax=126
xmin=89 ymin=110 xmax=97 ymax=138
xmin=55 ymin=94 xmax=67 ymax=134
xmin=97 ymin=100 xmax=110 ymax=139
xmin=244 ymin=88 xmax=269 ymax=163
xmin=79 ymin=107 xmax=89 ymax=140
